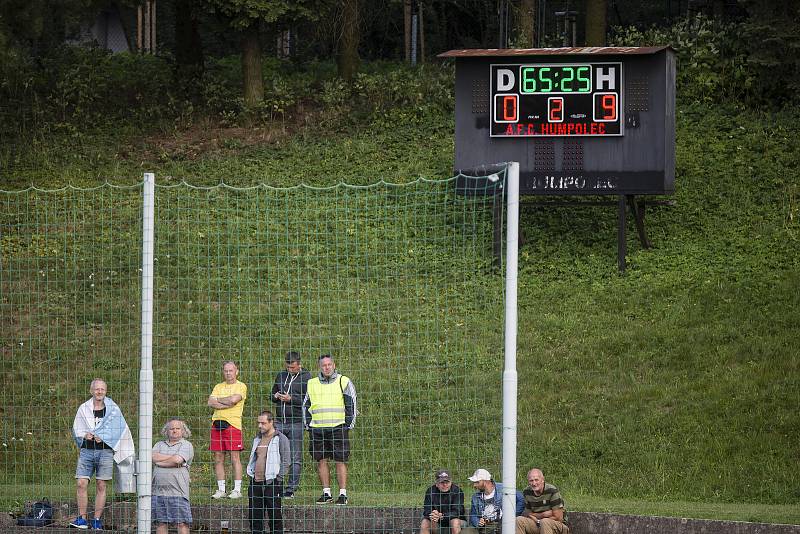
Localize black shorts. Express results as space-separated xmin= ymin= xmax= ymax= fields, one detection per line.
xmin=309 ymin=426 xmax=350 ymax=462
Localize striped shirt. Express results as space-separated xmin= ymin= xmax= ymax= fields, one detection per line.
xmin=522 ymin=483 xmax=565 ymax=514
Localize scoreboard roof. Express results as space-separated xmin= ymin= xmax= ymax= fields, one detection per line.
xmin=438 ymin=46 xmax=672 ymax=58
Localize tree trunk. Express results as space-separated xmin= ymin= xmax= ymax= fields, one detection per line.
xmin=337 ymin=0 xmax=360 ymax=80
xmin=174 ymin=0 xmax=203 ymax=80
xmin=585 ymin=0 xmax=607 ymax=46
xmin=711 ymin=0 xmax=730 ymax=20
xmin=404 ymin=0 xmax=411 ymax=62
xmin=241 ymin=23 xmax=264 ymax=107
xmin=517 ymin=0 xmax=536 ymax=48
xmin=419 ymin=1 xmax=425 ymax=63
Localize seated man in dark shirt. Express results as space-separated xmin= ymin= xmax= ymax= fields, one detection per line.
xmin=421 ymin=469 xmax=465 ymax=534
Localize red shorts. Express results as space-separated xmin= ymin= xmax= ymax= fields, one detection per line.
xmin=209 ymin=424 xmax=243 ymax=451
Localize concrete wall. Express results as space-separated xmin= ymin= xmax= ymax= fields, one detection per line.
xmin=6 ymin=502 xmax=799 ymax=533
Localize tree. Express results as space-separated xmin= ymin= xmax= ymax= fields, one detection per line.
xmin=585 ymin=0 xmax=607 ymax=46
xmin=337 ymin=0 xmax=360 ymax=80
xmin=0 ymin=0 xmax=95 ymax=54
xmin=515 ymin=0 xmax=536 ymax=47
xmin=204 ymin=0 xmax=314 ymax=107
xmin=174 ymin=0 xmax=204 ymax=85
xmin=0 ymin=0 xmax=108 ymax=93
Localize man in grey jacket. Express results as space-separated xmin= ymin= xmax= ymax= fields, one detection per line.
xmin=246 ymin=411 xmax=290 ymax=534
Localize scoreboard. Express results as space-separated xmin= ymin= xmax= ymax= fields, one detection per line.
xmin=491 ymin=62 xmax=622 ymax=137
xmin=439 ymin=47 xmax=676 ymax=196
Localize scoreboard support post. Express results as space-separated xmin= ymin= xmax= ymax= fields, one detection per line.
xmin=628 ymin=195 xmax=651 ymax=249
xmin=618 ymin=195 xmax=627 ymax=271
xmin=491 ymin=194 xmax=655 ymax=271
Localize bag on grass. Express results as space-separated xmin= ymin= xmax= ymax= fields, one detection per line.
xmin=15 ymin=498 xmax=53 ymax=527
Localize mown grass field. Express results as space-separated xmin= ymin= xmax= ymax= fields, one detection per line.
xmin=1 ymin=97 xmax=799 ymax=525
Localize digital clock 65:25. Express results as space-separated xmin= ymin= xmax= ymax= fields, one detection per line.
xmin=520 ymin=65 xmax=591 ymax=94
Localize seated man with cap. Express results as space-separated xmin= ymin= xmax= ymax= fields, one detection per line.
xmin=464 ymin=468 xmax=524 ymax=533
xmin=421 ymin=468 xmax=465 ymax=534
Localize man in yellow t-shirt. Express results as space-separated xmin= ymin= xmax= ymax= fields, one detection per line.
xmin=207 ymin=360 xmax=247 ymax=499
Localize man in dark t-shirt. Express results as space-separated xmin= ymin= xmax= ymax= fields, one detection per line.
xmin=421 ymin=469 xmax=465 ymax=534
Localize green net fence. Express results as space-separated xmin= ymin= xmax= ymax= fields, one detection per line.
xmin=1 ymin=184 xmax=144 ymax=525
xmin=1 ymin=171 xmax=509 ymax=532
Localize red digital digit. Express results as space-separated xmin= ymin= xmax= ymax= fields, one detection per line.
xmin=601 ymin=94 xmax=617 ymax=120
xmin=548 ymin=97 xmax=564 ymax=122
xmin=502 ymin=95 xmax=517 ymax=121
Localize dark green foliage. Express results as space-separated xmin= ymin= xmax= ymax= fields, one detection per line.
xmin=610 ymin=14 xmax=800 ymax=109
xmin=0 ymin=46 xmax=183 ymax=137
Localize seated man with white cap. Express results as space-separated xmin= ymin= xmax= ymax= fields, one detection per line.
xmin=463 ymin=468 xmax=524 ymax=534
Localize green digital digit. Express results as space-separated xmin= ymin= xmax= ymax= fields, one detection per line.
xmin=538 ymin=67 xmax=552 ymax=92
xmin=521 ymin=67 xmax=536 ymax=93
xmin=577 ymin=66 xmax=591 ymax=92
xmin=561 ymin=66 xmax=574 ymax=92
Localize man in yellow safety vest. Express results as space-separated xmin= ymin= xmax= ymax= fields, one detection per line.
xmin=302 ymin=354 xmax=357 ymax=506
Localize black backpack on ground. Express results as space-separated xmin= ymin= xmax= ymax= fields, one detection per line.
xmin=15 ymin=498 xmax=54 ymax=527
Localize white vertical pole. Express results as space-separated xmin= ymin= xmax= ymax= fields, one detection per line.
xmin=137 ymin=173 xmax=155 ymax=534
xmin=501 ymin=162 xmax=520 ymax=534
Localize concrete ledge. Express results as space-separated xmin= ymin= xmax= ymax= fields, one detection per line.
xmin=5 ymin=502 xmax=799 ymax=533
xmin=569 ymin=512 xmax=800 ymax=534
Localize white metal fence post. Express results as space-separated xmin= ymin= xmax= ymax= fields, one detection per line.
xmin=137 ymin=172 xmax=155 ymax=533
xmin=502 ymin=162 xmax=520 ymax=534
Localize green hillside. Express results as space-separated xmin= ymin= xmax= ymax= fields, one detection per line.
xmin=1 ymin=65 xmax=799 ymax=524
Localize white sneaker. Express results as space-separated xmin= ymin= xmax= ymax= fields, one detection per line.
xmin=228 ymin=489 xmax=242 ymax=499
xmin=212 ymin=489 xmax=226 ymax=499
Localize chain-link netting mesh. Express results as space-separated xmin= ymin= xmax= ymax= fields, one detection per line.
xmin=2 ymin=172 xmax=508 ymax=532
xmin=1 ymin=184 xmax=143 ymax=526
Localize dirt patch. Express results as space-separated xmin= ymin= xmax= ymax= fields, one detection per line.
xmin=134 ymin=123 xmax=285 ymax=162
xmin=129 ymin=108 xmax=321 ymax=164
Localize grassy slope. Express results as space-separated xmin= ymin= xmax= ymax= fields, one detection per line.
xmin=1 ymin=105 xmax=799 ymax=523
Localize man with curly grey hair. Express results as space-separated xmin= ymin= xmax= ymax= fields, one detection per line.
xmin=152 ymin=418 xmax=194 ymax=534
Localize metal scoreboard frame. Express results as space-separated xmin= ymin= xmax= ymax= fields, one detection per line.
xmin=439 ymin=46 xmax=676 ymax=197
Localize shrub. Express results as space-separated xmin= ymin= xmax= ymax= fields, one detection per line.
xmin=609 ymin=14 xmax=800 ymax=109
xmin=610 ymin=16 xmax=750 ymax=107
xmin=2 ymin=45 xmax=182 ymax=129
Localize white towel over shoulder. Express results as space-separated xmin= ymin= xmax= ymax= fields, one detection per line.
xmin=72 ymin=397 xmax=135 ymax=464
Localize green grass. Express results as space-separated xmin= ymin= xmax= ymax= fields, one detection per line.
xmin=1 ymin=100 xmax=799 ymax=525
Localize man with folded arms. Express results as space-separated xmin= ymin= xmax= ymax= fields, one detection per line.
xmin=207 ymin=360 xmax=247 ymax=499
xmin=151 ymin=418 xmax=194 ymax=534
